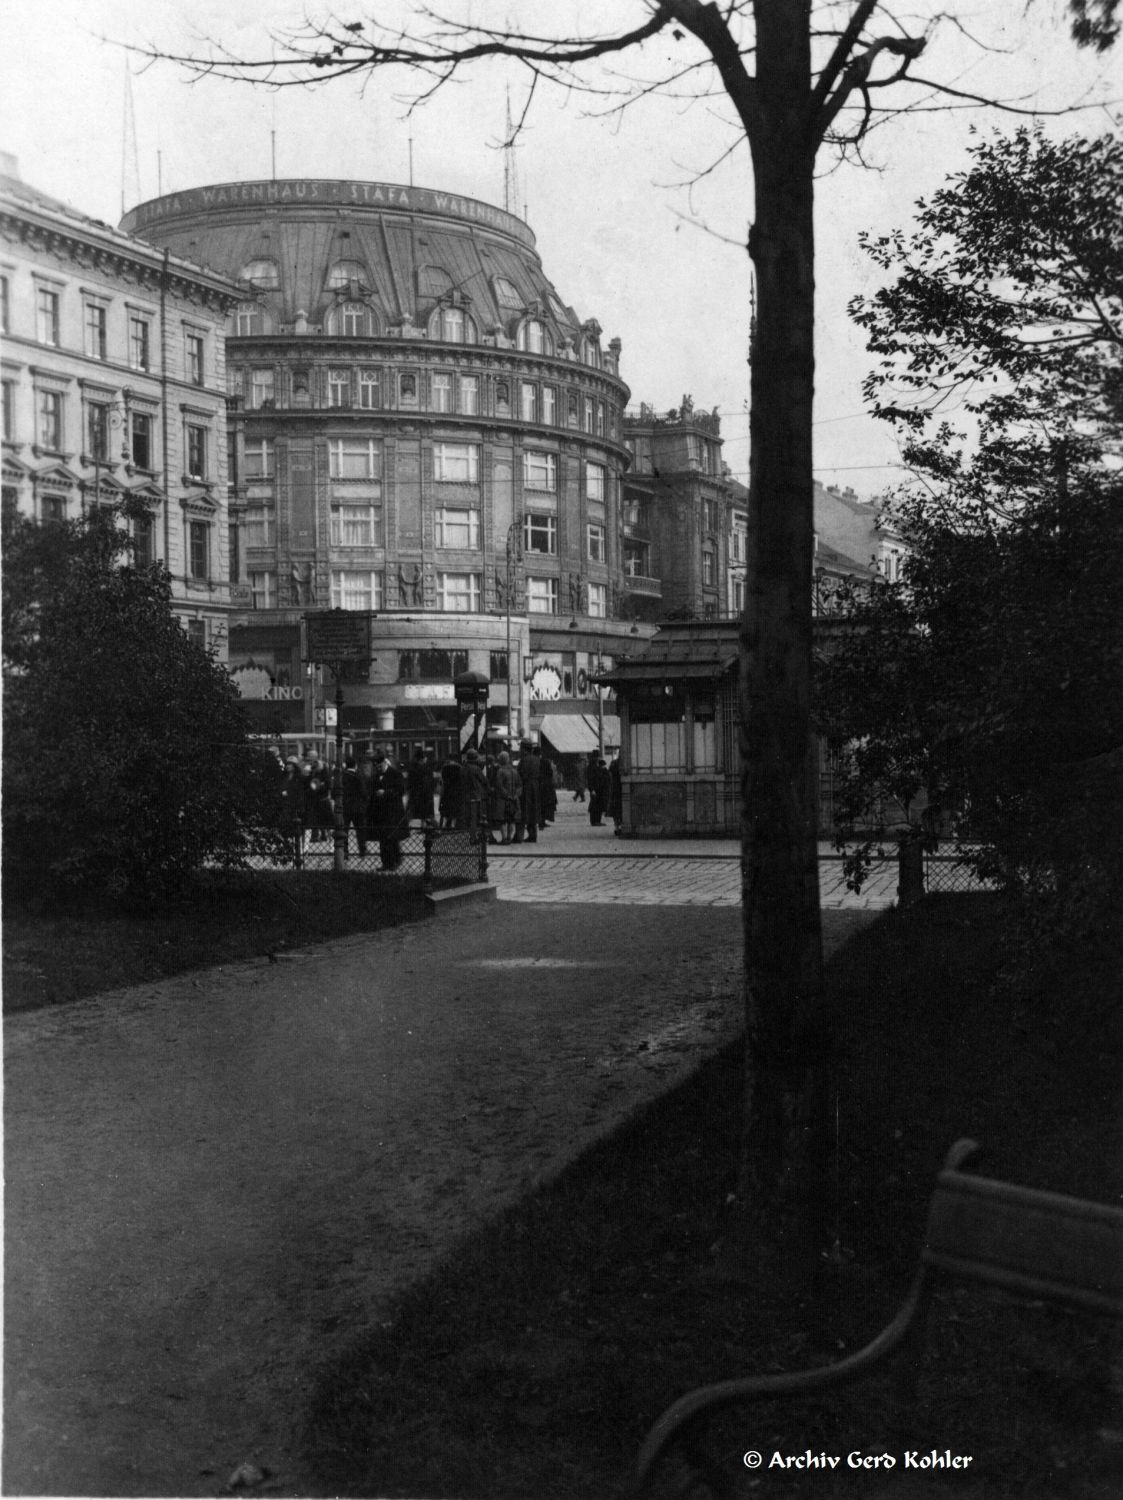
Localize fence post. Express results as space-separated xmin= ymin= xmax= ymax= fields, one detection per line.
xmin=897 ymin=835 xmax=924 ymax=908
xmin=423 ymin=826 xmax=434 ymax=894
xmin=479 ymin=824 xmax=489 ymax=884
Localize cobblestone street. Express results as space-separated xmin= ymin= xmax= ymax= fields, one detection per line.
xmin=487 ymin=798 xmax=900 ymax=909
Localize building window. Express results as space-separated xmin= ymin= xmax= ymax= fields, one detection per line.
xmin=428 ymin=305 xmax=476 ymax=343
xmin=596 ymin=401 xmax=606 ymax=437
xmin=186 ymin=424 xmax=208 ymax=481
xmin=731 ymin=522 xmax=746 ymax=563
xmin=493 ymin=276 xmax=521 ymax=309
xmin=520 ymin=381 xmax=537 ymax=422
xmin=0 ymin=274 xmax=9 ymax=334
xmin=459 ymin=374 xmax=479 ymax=415
xmin=584 ymin=397 xmax=594 ymax=432
xmin=188 ymin=521 xmax=210 ymax=580
xmin=244 ymin=503 xmax=274 ymax=548
xmin=235 ymin=302 xmax=264 ymax=337
xmin=436 ymin=572 xmax=481 ymax=612
xmin=542 ymin=385 xmax=557 ymax=425
xmin=131 ymin=514 xmax=155 ymax=567
xmin=241 ymin=259 xmax=279 ymax=288
xmin=326 ymin=301 xmax=370 ymax=337
xmin=329 ymin=437 xmax=378 ymax=479
xmin=524 ymin=513 xmax=557 ymax=555
xmin=587 ymin=523 xmax=606 ymax=563
xmin=37 ymin=389 xmax=63 ymax=450
xmin=431 ymin=373 xmax=452 ymax=413
xmin=249 ymin=570 xmax=275 ymax=608
xmin=37 ymin=287 xmax=61 ymax=346
xmin=495 ymin=380 xmax=510 ymax=416
xmin=331 ymin=569 xmax=383 ymax=610
xmin=129 ymin=314 xmax=151 ymax=372
xmin=399 ymin=647 xmax=469 ymax=681
xmin=2 ymin=378 xmax=14 ymax=442
xmin=567 ymin=393 xmax=579 ymax=428
xmin=328 ymin=369 xmax=351 ymax=408
xmin=187 ymin=333 xmax=205 ymax=386
xmin=702 ymin=547 xmax=716 ymax=587
xmin=732 ymin=575 xmax=746 ymax=613
xmin=588 ymin=582 xmax=607 ymax=619
xmin=327 ymin=259 xmax=367 ymax=290
xmin=357 ymin=368 xmax=379 ymax=409
xmin=85 ymin=302 xmax=107 ymax=360
xmin=435 ymin=507 xmax=480 ymax=549
xmin=87 ymin=401 xmax=110 ymax=461
xmin=489 ymin=650 xmax=509 ymax=682
xmin=131 ymin=410 xmax=153 ymax=469
xmin=527 ymin=576 xmax=559 ymax=615
xmin=703 ymin=497 xmax=716 ymax=532
xmin=331 ymin=498 xmax=382 ymax=547
xmin=433 ymin=442 xmax=479 ymax=483
xmin=586 ymin=461 xmax=606 ymax=502
xmin=517 ymin=319 xmax=552 ymax=355
xmin=185 ymin=618 xmax=207 ymax=649
xmin=523 ymin=450 xmax=557 ymax=492
xmin=624 ymin=541 xmax=649 ymax=577
xmin=40 ymin=493 xmax=66 ymax=524
xmin=250 ymin=368 xmax=275 ymax=408
xmin=243 ymin=439 xmax=275 ymax=479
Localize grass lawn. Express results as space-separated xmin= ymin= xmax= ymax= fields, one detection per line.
xmin=2 ymin=870 xmax=433 ymax=1013
xmin=302 ymin=895 xmax=1122 ymax=1499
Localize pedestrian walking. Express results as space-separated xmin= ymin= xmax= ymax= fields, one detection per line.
xmin=540 ymin=753 xmax=558 ymax=827
xmin=369 ymin=746 xmax=407 ymax=871
xmin=439 ymin=752 xmax=463 ymax=829
xmin=572 ymin=756 xmax=587 ymax=802
xmin=518 ymin=740 xmax=542 ymax=843
xmin=494 ymin=750 xmax=520 ymax=844
xmin=406 ymin=746 xmax=436 ymax=825
xmin=462 ymin=750 xmax=489 ymax=838
xmin=340 ymin=755 xmax=368 ymax=857
xmin=279 ymin=757 xmax=305 ymax=867
xmin=588 ymin=754 xmax=610 ymax=826
xmin=306 ymin=759 xmax=334 ymax=844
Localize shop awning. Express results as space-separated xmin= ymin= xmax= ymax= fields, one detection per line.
xmin=539 ymin=714 xmax=620 ymax=754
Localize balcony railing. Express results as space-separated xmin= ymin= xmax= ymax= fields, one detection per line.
xmin=622 ymin=572 xmax=662 ymax=598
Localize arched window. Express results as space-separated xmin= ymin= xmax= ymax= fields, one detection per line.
xmin=517 ymin=319 xmax=554 ymax=356
xmin=580 ymin=336 xmax=601 ymax=368
xmin=325 ymin=301 xmax=376 ymax=337
xmin=231 ymin=302 xmax=269 ymax=337
xmin=240 ymin=259 xmax=279 ymax=289
xmin=326 ymin=259 xmax=368 ymax=290
xmin=427 ymin=305 xmax=477 ymax=344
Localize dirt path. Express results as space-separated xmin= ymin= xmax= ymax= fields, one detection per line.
xmin=4 ymin=903 xmax=872 ymax=1498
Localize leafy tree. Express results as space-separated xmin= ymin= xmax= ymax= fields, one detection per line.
xmin=825 ymin=126 xmax=1123 ymax=943
xmin=2 ymin=502 xmax=286 ymax=902
xmin=140 ymin=2 xmax=1115 ymax=1255
xmin=851 ymin=127 xmax=1123 ymax=518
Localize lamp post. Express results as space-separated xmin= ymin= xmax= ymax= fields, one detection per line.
xmin=505 ymin=516 xmax=523 ymax=742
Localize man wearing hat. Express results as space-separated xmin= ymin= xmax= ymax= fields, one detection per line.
xmin=368 ymin=745 xmax=407 ymax=871
xmin=518 ymin=739 xmax=541 ymax=844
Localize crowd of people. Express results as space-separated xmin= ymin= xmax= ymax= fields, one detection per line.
xmin=274 ymin=740 xmax=623 ymax=870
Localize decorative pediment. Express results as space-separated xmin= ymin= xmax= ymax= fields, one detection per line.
xmin=2 ymin=451 xmax=33 ymax=479
xmin=179 ymin=488 xmax=218 ymax=517
xmin=35 ymin=461 xmax=81 ymax=491
xmin=81 ymin=470 xmax=126 ymax=500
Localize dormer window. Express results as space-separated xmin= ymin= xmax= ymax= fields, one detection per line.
xmin=326 ymin=301 xmax=374 ymax=337
xmin=233 ymin=302 xmax=267 ymax=337
xmin=517 ymin=319 xmax=553 ymax=356
xmin=428 ymin=304 xmax=477 ymax=344
xmin=327 ymin=259 xmax=368 ymax=291
xmin=240 ymin=259 xmax=279 ymax=289
xmin=493 ymin=276 xmax=522 ymax=309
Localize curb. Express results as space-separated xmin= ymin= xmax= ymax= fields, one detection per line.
xmin=424 ymin=882 xmax=497 ymax=914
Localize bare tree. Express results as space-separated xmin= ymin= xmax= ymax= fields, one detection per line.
xmin=136 ymin=0 xmax=1116 ymax=1263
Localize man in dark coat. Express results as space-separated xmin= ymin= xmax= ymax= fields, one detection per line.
xmin=588 ymin=755 xmax=610 ymax=826
xmin=340 ymin=754 xmax=368 ymax=857
xmin=369 ymin=746 xmax=407 ymax=871
xmin=518 ymin=740 xmax=541 ymax=844
xmin=439 ymin=752 xmax=463 ymax=829
xmin=406 ymin=746 xmax=436 ymax=825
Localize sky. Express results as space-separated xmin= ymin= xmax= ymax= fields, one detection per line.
xmin=1 ymin=1 xmax=1118 ymax=498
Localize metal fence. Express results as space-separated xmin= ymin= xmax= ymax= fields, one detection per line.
xmin=923 ymin=849 xmax=1001 ymax=895
xmin=278 ymin=822 xmax=488 ymax=886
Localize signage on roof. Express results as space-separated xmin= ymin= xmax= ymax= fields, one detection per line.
xmin=122 ymin=180 xmax=534 ymax=246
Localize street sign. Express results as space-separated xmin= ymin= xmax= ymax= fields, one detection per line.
xmin=305 ymin=610 xmax=371 ymax=665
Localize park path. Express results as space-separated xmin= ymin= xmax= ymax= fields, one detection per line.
xmin=4 ymin=879 xmax=874 ymax=1498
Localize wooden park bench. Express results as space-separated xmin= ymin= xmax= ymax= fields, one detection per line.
xmin=636 ymin=1139 xmax=1123 ymax=1495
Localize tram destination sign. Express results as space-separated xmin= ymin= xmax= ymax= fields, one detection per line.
xmin=305 ymin=610 xmax=372 ymax=665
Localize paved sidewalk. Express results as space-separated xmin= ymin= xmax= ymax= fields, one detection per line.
xmin=487 ymin=799 xmax=900 ymax=909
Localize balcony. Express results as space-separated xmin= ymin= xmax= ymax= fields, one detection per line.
xmin=622 ymin=572 xmax=662 ymax=600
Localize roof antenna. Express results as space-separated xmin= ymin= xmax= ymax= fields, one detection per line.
xmin=503 ymin=85 xmax=521 ymax=215
xmin=271 ymin=93 xmax=277 ymax=179
xmin=408 ymin=131 xmax=414 ymax=187
xmin=122 ymin=61 xmax=141 ymax=212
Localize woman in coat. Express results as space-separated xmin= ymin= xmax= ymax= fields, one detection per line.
xmin=368 ymin=747 xmax=408 ymax=871
xmin=493 ymin=751 xmax=520 ymax=844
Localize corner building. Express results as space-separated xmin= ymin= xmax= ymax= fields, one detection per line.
xmin=122 ymin=179 xmax=633 ymax=748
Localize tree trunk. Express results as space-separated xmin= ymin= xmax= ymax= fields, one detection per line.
xmin=736 ymin=2 xmax=829 ymax=1264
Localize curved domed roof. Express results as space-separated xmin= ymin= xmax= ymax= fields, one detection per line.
xmin=121 ymin=177 xmax=588 ymax=342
